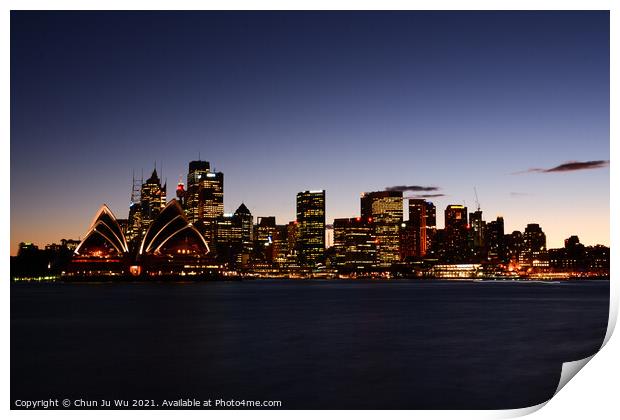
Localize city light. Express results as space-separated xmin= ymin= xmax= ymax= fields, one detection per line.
xmin=11 ymin=158 xmax=610 ymax=281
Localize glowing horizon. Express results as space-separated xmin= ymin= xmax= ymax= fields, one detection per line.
xmin=10 ymin=11 xmax=609 ymax=255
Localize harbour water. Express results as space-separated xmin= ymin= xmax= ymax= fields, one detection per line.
xmin=11 ymin=279 xmax=609 ymax=409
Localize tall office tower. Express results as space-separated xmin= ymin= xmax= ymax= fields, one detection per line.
xmin=254 ymin=216 xmax=277 ymax=263
xmin=333 ymin=217 xmax=376 ymax=272
xmin=185 ymin=160 xmax=224 ymax=249
xmin=468 ymin=209 xmax=486 ymax=258
xmin=486 ymin=216 xmax=506 ymax=262
xmin=444 ymin=205 xmax=468 ymax=262
xmin=214 ymin=203 xmax=254 ymax=269
xmin=333 ymin=219 xmax=347 ymax=266
xmin=424 ymin=201 xmax=437 ymax=253
xmin=399 ymin=220 xmax=418 ymax=261
xmin=185 ymin=160 xmax=210 ymax=221
xmin=523 ymin=223 xmax=546 ymax=264
xmin=126 ymin=173 xmax=143 ymax=244
xmin=287 ymin=221 xmax=299 ymax=257
xmin=296 ymin=190 xmax=326 ymax=268
xmin=234 ymin=203 xmax=253 ymax=263
xmin=408 ymin=199 xmax=428 ymax=257
xmin=505 ymin=230 xmax=523 ymax=263
xmin=140 ymin=168 xmax=166 ymax=237
xmin=273 ymin=225 xmax=289 ymax=266
xmin=215 ymin=213 xmax=243 ymax=267
xmin=360 ymin=191 xmax=403 ymax=268
xmin=429 ymin=228 xmax=446 ymax=260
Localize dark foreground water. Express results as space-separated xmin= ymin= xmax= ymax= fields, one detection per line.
xmin=11 ymin=279 xmax=609 ymax=409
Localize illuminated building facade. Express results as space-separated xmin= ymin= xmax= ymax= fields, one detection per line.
xmin=185 ymin=160 xmax=224 ymax=249
xmin=254 ymin=216 xmax=277 ymax=264
xmin=68 ymin=200 xmax=211 ymax=277
xmin=407 ymin=199 xmax=429 ymax=257
xmin=140 ymin=168 xmax=166 ymax=237
xmin=468 ymin=209 xmax=485 ymax=258
xmin=138 ymin=200 xmax=210 ymax=275
xmin=486 ymin=217 xmax=506 ymax=262
xmin=504 ymin=230 xmax=523 ymax=263
xmin=234 ymin=203 xmax=254 ymax=265
xmin=126 ymin=173 xmax=143 ymax=244
xmin=325 ymin=224 xmax=334 ymax=248
xmin=361 ymin=191 xmax=403 ymax=268
xmin=215 ymin=214 xmax=243 ymax=268
xmin=185 ymin=160 xmax=210 ymax=221
xmin=273 ymin=225 xmax=289 ymax=266
xmin=333 ymin=217 xmax=376 ymax=272
xmin=523 ymin=223 xmax=546 ymax=265
xmin=70 ymin=205 xmax=130 ymax=275
xmin=214 ymin=204 xmax=254 ymax=269
xmin=424 ymin=201 xmax=437 ymax=254
xmin=287 ymin=221 xmax=299 ymax=257
xmin=399 ymin=220 xmax=418 ymax=261
xmin=444 ymin=205 xmax=468 ymax=262
xmin=296 ymin=190 xmax=326 ymax=268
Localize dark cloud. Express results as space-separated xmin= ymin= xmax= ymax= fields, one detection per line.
xmin=406 ymin=193 xmax=446 ymax=199
xmin=514 ymin=160 xmax=609 ymax=174
xmin=385 ymin=185 xmax=439 ymax=192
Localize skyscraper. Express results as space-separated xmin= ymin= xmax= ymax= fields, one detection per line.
xmin=185 ymin=160 xmax=224 ymax=249
xmin=407 ymin=199 xmax=429 ymax=257
xmin=333 ymin=217 xmax=376 ymax=272
xmin=254 ymin=216 xmax=277 ymax=264
xmin=468 ymin=209 xmax=486 ymax=258
xmin=215 ymin=213 xmax=242 ymax=267
xmin=296 ymin=190 xmax=326 ymax=268
xmin=486 ymin=217 xmax=506 ymax=262
xmin=444 ymin=205 xmax=468 ymax=262
xmin=272 ymin=225 xmax=289 ymax=266
xmin=140 ymin=168 xmax=166 ymax=237
xmin=287 ymin=221 xmax=299 ymax=258
xmin=523 ymin=223 xmax=546 ymax=264
xmin=423 ymin=201 xmax=437 ymax=256
xmin=234 ymin=203 xmax=253 ymax=264
xmin=126 ymin=173 xmax=143 ymax=245
xmin=361 ymin=191 xmax=403 ymax=268
xmin=399 ymin=220 xmax=418 ymax=261
xmin=214 ymin=203 xmax=253 ymax=269
xmin=185 ymin=160 xmax=210 ymax=222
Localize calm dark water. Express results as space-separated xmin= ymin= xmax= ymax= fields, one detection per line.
xmin=11 ymin=279 xmax=609 ymax=409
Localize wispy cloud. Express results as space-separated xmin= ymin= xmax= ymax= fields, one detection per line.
xmin=510 ymin=192 xmax=532 ymax=197
xmin=405 ymin=193 xmax=446 ymax=199
xmin=385 ymin=185 xmax=439 ymax=192
xmin=513 ymin=160 xmax=609 ymax=175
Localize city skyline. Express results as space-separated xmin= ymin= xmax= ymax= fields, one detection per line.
xmin=10 ymin=155 xmax=609 ymax=255
xmin=11 ymin=11 xmax=610 ymax=255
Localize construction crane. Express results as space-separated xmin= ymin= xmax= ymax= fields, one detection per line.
xmin=473 ymin=187 xmax=481 ymax=212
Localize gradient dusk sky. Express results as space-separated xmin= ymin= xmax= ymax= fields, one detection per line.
xmin=10 ymin=11 xmax=609 ymax=255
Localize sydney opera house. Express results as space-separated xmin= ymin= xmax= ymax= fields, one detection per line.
xmin=68 ymin=200 xmax=212 ymax=277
